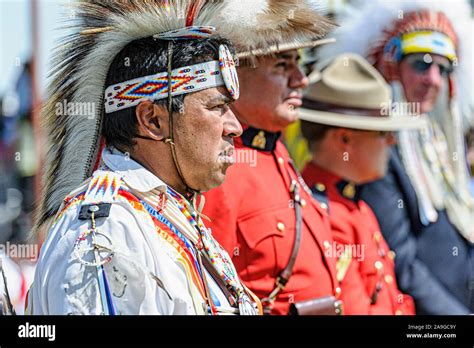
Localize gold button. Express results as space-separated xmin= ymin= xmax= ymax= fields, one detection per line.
xmin=320 ymin=202 xmax=328 ymax=210
xmin=373 ymin=231 xmax=382 ymax=243
xmin=277 ymin=222 xmax=285 ymax=232
xmin=388 ymin=251 xmax=396 ymax=260
xmin=395 ymin=310 xmax=403 ymax=315
xmin=342 ymin=183 xmax=356 ymax=199
xmin=335 ymin=287 xmax=341 ymax=297
xmin=277 ymin=157 xmax=284 ymax=165
xmin=300 ymin=199 xmax=307 ymax=208
xmin=315 ymin=183 xmax=326 ymax=191
xmin=374 ymin=260 xmax=384 ymax=271
xmin=323 ymin=240 xmax=331 ymax=249
xmin=384 ymin=275 xmax=393 ymax=284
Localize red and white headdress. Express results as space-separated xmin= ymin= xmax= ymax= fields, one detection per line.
xmin=317 ymin=0 xmax=474 ymax=241
xmin=318 ymin=0 xmax=472 ymax=123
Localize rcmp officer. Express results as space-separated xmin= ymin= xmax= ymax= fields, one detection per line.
xmin=27 ymin=0 xmax=261 ymax=315
xmin=299 ymin=54 xmax=424 ymax=314
xmin=203 ymin=1 xmax=341 ymax=315
xmin=319 ymin=0 xmax=474 ymax=314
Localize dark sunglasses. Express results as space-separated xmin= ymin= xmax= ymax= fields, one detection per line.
xmin=405 ymin=55 xmax=454 ymax=76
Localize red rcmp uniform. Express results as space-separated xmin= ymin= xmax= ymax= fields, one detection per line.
xmin=302 ymin=162 xmax=415 ymax=315
xmin=202 ymin=127 xmax=339 ymax=315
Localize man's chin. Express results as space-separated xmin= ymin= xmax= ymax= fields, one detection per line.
xmin=359 ymin=169 xmax=386 ymax=184
xmin=203 ymin=176 xmax=226 ymax=192
xmin=274 ymin=109 xmax=299 ymax=129
xmin=202 ymin=167 xmax=229 ymax=191
xmin=420 ymin=100 xmax=436 ymax=114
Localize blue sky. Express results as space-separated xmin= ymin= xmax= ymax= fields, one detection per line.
xmin=1 ymin=0 xmax=471 ymax=99
xmin=0 ymin=0 xmax=70 ymax=97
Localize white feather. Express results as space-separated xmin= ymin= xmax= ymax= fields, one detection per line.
xmin=221 ymin=0 xmax=268 ymax=28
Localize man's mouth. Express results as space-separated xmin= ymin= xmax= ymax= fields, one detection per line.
xmin=418 ymin=87 xmax=438 ymax=100
xmin=284 ymin=92 xmax=303 ymax=108
xmin=218 ymin=146 xmax=235 ymax=164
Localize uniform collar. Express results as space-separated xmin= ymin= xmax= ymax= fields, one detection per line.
xmin=101 ymin=147 xmax=167 ymax=193
xmin=302 ymin=162 xmax=362 ymax=202
xmin=335 ymin=180 xmax=362 ymax=202
xmin=240 ymin=125 xmax=281 ymax=152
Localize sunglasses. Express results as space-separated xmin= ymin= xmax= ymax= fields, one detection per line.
xmin=405 ymin=55 xmax=454 ymax=76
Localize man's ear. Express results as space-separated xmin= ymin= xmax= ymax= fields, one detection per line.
xmin=332 ymin=128 xmax=352 ymax=151
xmin=135 ymin=99 xmax=169 ymax=141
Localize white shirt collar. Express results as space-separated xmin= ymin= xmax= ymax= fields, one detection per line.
xmin=101 ymin=147 xmax=167 ymax=193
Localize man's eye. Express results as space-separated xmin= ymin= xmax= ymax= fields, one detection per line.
xmin=275 ymin=62 xmax=287 ymax=69
xmin=211 ymin=104 xmax=226 ymax=110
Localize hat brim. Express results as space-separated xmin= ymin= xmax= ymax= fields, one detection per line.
xmin=298 ymin=107 xmax=427 ymax=131
xmin=237 ymin=38 xmax=336 ymax=59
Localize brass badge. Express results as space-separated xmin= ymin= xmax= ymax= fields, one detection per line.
xmin=342 ymin=182 xmax=356 ymax=199
xmin=251 ymin=131 xmax=266 ymax=150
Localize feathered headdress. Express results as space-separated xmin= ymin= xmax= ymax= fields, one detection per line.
xmin=317 ymin=0 xmax=472 ymax=126
xmin=215 ymin=0 xmax=335 ymax=58
xmin=37 ymin=0 xmax=231 ymax=231
xmin=37 ymin=0 xmax=335 ymax=232
xmin=317 ymin=0 xmax=474 ymax=242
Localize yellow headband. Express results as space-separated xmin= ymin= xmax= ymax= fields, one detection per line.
xmin=401 ymin=31 xmax=457 ymax=61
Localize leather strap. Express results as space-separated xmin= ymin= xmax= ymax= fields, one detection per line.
xmin=261 ymin=158 xmax=303 ymax=314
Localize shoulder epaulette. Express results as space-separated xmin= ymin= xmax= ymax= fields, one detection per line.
xmin=78 ymin=170 xmax=122 ymax=220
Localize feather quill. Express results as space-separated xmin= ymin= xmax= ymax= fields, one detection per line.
xmin=0 ymin=258 xmax=15 ymax=315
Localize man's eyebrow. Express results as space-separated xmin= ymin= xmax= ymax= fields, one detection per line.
xmin=207 ymin=95 xmax=232 ymax=104
xmin=276 ymin=52 xmax=300 ymax=61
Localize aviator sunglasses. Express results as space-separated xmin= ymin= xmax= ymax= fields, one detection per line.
xmin=404 ymin=54 xmax=454 ymax=76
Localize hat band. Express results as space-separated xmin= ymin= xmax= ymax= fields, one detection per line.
xmin=302 ymin=98 xmax=389 ymax=117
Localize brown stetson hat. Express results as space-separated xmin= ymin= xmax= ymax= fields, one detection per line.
xmin=299 ymin=53 xmax=427 ymax=131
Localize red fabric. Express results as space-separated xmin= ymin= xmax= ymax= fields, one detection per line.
xmin=302 ymin=163 xmax=415 ymax=315
xmin=203 ymin=138 xmax=338 ymax=315
xmin=93 ymin=137 xmax=106 ymax=172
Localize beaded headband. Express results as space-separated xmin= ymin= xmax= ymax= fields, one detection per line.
xmin=104 ymin=26 xmax=239 ymax=114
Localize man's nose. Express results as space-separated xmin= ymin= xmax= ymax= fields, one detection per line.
xmin=422 ymin=63 xmax=443 ymax=87
xmin=289 ymin=65 xmax=309 ymax=89
xmin=223 ymin=108 xmax=243 ymax=138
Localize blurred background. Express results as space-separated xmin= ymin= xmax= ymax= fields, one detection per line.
xmin=1 ymin=0 xmax=70 ymax=314
xmin=0 ymin=0 xmax=472 ymax=314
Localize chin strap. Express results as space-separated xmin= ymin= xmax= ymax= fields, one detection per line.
xmin=163 ymin=40 xmax=200 ymax=198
